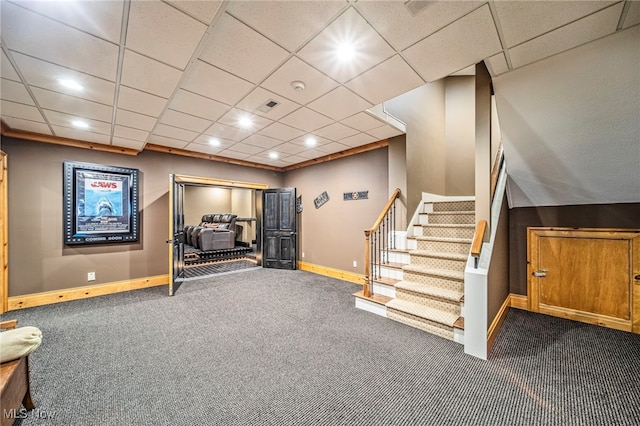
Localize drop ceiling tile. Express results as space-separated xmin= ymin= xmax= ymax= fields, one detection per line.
xmin=12 ymin=53 xmax=116 ymax=105
xmin=307 ymin=86 xmax=372 ymax=121
xmin=204 ymin=122 xmax=252 ymax=142
xmin=117 ymin=86 xmax=167 ymax=118
xmin=227 ymin=143 xmax=266 ymax=155
xmin=494 ymin=1 xmax=617 ymax=48
xmin=127 ymin=1 xmax=206 ymax=70
xmin=341 ymin=112 xmax=385 ymax=132
xmin=114 ymin=125 xmax=149 ymax=142
xmin=289 ymin=134 xmax=332 ymax=149
xmin=153 ymin=123 xmax=199 ymax=142
xmin=314 ymin=122 xmax=359 ymax=141
xmin=486 ymin=53 xmax=509 ymax=77
xmin=345 ymin=55 xmax=424 ymax=105
xmin=509 ymin=4 xmax=623 ymax=69
xmin=236 ymin=87 xmax=301 ymax=121
xmin=115 ymin=109 xmax=157 ymax=132
xmin=1 ymin=100 xmax=45 ymax=122
xmin=160 ymin=110 xmax=212 ymax=133
xmin=403 ymin=5 xmax=502 ymax=83
xmin=1 ymin=117 xmax=51 ymax=135
xmin=44 ymin=110 xmax=111 ymax=134
xmin=147 ymin=135 xmax=190 ymax=149
xmin=356 ymin=0 xmax=484 ymax=50
xmin=169 ymin=90 xmax=229 ymax=121
xmin=216 ymin=149 xmax=251 ymax=160
xmin=31 ymin=87 xmax=112 ymax=122
xmin=624 ymin=1 xmax=640 ymax=28
xmin=226 ymin=1 xmax=346 ymax=51
xmin=298 ymin=8 xmax=395 ymax=84
xmin=295 ymin=148 xmax=330 ymax=159
xmin=191 ymin=135 xmax=236 ymax=149
xmin=1 ymin=79 xmax=34 ymax=105
xmin=182 ymin=60 xmax=253 ymax=106
xmin=167 ymin=0 xmax=224 ymax=25
xmin=261 ymin=57 xmax=339 ymax=105
xmin=218 ymin=108 xmax=273 ymax=133
xmin=241 ymin=134 xmax=282 ymax=150
xmin=200 ymin=14 xmax=289 ymax=84
xmin=121 ymin=50 xmax=183 ymax=99
xmin=245 ymin=155 xmax=287 ymax=167
xmin=112 ymin=137 xmax=145 ymax=151
xmin=280 ymin=155 xmax=308 ymax=166
xmin=366 ymin=125 xmax=404 ymax=140
xmin=259 ymin=122 xmax=306 ymax=141
xmin=279 ymin=107 xmax=333 ymax=132
xmin=52 ymin=126 xmax=111 ymax=144
xmin=316 ymin=141 xmax=350 ymax=154
xmin=14 ymin=0 xmax=124 ymax=43
xmin=182 ymin=142 xmax=225 ymax=156
xmin=1 ymin=51 xmax=21 ymax=82
xmin=268 ymin=142 xmax=308 ymax=155
xmin=340 ymin=132 xmax=377 ymax=147
xmin=1 ymin=2 xmax=119 ymax=81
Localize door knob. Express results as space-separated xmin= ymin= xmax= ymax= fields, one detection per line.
xmin=533 ymin=269 xmax=547 ymax=278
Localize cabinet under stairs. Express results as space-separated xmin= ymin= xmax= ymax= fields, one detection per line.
xmin=355 ymin=199 xmax=475 ymax=344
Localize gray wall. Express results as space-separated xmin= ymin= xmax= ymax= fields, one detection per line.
xmin=387 ymin=134 xmax=407 ymax=229
xmin=445 ymin=76 xmax=475 ymax=195
xmin=184 ymin=186 xmax=232 ymax=225
xmin=487 ymin=195 xmax=510 ymax=322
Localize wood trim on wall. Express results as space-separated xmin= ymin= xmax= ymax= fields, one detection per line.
xmin=298 ymin=261 xmax=365 ymax=286
xmin=487 ymin=295 xmax=511 ymax=353
xmin=0 ymin=152 xmax=7 ymax=314
xmin=510 ymin=294 xmax=528 ymax=310
xmin=8 ymin=275 xmax=168 ymax=311
xmin=283 ymin=139 xmax=389 ymax=172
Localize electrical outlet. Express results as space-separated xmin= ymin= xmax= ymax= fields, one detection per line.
xmin=87 ymin=272 xmax=95 ymax=282
xmin=353 ymin=260 xmax=357 ymax=268
xmin=302 ymin=252 xmax=305 ymax=258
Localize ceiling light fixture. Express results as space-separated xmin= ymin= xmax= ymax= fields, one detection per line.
xmin=336 ymin=43 xmax=355 ymax=62
xmin=269 ymin=152 xmax=279 ymax=159
xmin=238 ymin=116 xmax=253 ymax=128
xmin=58 ymin=78 xmax=84 ymax=91
xmin=291 ymin=81 xmax=305 ymax=92
xmin=209 ymin=138 xmax=220 ymax=147
xmin=71 ymin=119 xmax=89 ymax=129
xmin=305 ymin=136 xmax=317 ymax=147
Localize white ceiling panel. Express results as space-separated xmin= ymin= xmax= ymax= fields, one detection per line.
xmin=52 ymin=126 xmax=111 ymax=144
xmin=127 ymin=1 xmax=207 ymax=70
xmin=258 ymin=122 xmax=306 ymax=142
xmin=223 ymin=143 xmax=264 ymax=155
xmin=117 ymin=86 xmax=167 ymax=118
xmin=160 ymin=110 xmax=212 ymax=133
xmin=12 ymin=0 xmax=124 ymax=43
xmin=345 ymin=55 xmax=424 ymax=104
xmin=340 ymin=132 xmax=377 ymax=147
xmin=279 ymin=155 xmax=308 ymax=166
xmin=1 ymin=100 xmax=45 ymax=122
xmin=314 ymin=122 xmax=359 ymax=141
xmin=261 ymin=57 xmax=339 ymax=105
xmin=509 ymin=4 xmax=623 ymax=69
xmin=191 ymin=135 xmax=236 ymax=149
xmin=111 ymin=137 xmax=145 ymax=151
xmin=169 ymin=90 xmax=229 ymax=122
xmin=200 ymin=14 xmax=289 ymax=84
xmin=226 ymin=1 xmax=346 ymax=52
xmin=1 ymin=117 xmax=51 ymax=135
xmin=204 ymin=123 xmax=252 ymax=142
xmin=298 ymin=8 xmax=395 ymax=84
xmin=494 ymin=1 xmax=617 ymax=48
xmin=269 ymin=142 xmax=308 ymax=155
xmin=182 ymin=142 xmax=225 ymax=156
xmin=279 ymin=107 xmax=333 ymax=132
xmin=356 ymin=1 xmax=484 ymax=51
xmin=316 ymin=141 xmax=350 ymax=154
xmin=308 ymin=86 xmax=372 ymax=121
xmin=242 ymin=134 xmax=283 ymax=150
xmin=44 ymin=110 xmax=111 ymax=134
xmin=1 ymin=79 xmax=34 ymax=105
xmin=235 ymin=87 xmax=301 ymax=121
xmin=289 ymin=134 xmax=332 ymax=148
xmin=218 ymin=108 xmax=273 ymax=133
xmin=31 ymin=87 xmax=112 ymax=122
xmin=403 ymin=5 xmax=502 ymax=83
xmin=181 ymin=60 xmax=253 ymax=106
xmin=340 ymin=112 xmax=385 ymax=132
xmin=366 ymin=125 xmax=404 ymax=140
xmin=153 ymin=123 xmax=199 ymax=142
xmin=115 ymin=109 xmax=157 ymax=132
xmin=120 ymin=50 xmax=183 ymax=98
xmin=114 ymin=125 xmax=149 ymax=142
xmin=1 ymin=51 xmax=21 ymax=82
xmin=13 ymin=53 xmax=116 ymax=105
xmin=216 ymin=149 xmax=251 ymax=160
xmin=623 ymin=1 xmax=640 ymax=28
xmin=486 ymin=53 xmax=510 ymax=77
xmin=166 ymin=0 xmax=224 ymax=25
xmin=147 ymin=135 xmax=189 ymax=149
xmin=1 ymin=2 xmax=119 ymax=81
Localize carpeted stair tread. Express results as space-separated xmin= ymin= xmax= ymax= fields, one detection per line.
xmin=415 ymin=236 xmax=472 ymax=243
xmin=386 ymin=299 xmax=458 ymax=327
xmin=428 ymin=211 xmax=475 ymax=215
xmin=409 ymin=250 xmax=468 ymax=261
xmin=420 ymin=223 xmax=476 ymax=228
xmin=402 ymin=265 xmax=464 ymax=280
xmin=395 ymin=281 xmax=463 ymax=302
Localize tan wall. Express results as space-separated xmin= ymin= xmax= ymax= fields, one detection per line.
xmin=445 ymin=76 xmax=475 ymax=196
xmin=388 ymin=135 xmax=407 ymax=229
xmin=284 ymin=148 xmax=389 ymax=274
xmin=231 ymin=188 xmax=255 ymax=243
xmin=184 ymin=186 xmax=232 ymax=225
xmin=3 ymin=138 xmax=283 ymax=296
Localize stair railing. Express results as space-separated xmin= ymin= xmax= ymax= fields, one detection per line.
xmin=363 ymin=188 xmax=401 ymax=297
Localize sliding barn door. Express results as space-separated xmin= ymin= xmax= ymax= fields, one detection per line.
xmin=168 ymin=175 xmax=185 ymax=295
xmin=528 ymin=227 xmax=640 ymax=333
xmin=262 ymin=188 xmax=297 ymax=270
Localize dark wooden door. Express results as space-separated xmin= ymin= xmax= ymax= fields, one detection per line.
xmin=168 ymin=174 xmax=185 ymax=295
xmin=262 ymin=188 xmax=297 ymax=270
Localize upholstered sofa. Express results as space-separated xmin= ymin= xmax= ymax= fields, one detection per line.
xmin=184 ymin=214 xmax=238 ymax=251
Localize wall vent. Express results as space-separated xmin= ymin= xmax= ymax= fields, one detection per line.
xmin=258 ymin=99 xmax=279 ymax=113
xmin=404 ymin=0 xmax=437 ymax=17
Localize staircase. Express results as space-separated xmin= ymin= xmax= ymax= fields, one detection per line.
xmin=356 ymin=198 xmax=475 ymax=344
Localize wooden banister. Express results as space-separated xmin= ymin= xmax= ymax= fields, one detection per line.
xmin=471 ymin=220 xmax=487 ymax=268
xmin=490 ymin=143 xmax=504 ymax=201
xmin=366 ymin=188 xmax=401 ymax=234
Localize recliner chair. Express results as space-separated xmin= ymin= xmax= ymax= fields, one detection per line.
xmin=197 ymin=214 xmax=237 ymax=251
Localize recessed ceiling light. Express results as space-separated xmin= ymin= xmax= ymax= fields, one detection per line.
xmin=336 ymin=43 xmax=355 ymax=62
xmin=71 ymin=119 xmax=89 ymax=129
xmin=209 ymin=138 xmax=220 ymax=147
xmin=305 ymin=136 xmax=317 ymax=147
xmin=269 ymin=152 xmax=278 ymax=159
xmin=238 ymin=116 xmax=253 ymax=129
xmin=58 ymin=78 xmax=84 ymax=91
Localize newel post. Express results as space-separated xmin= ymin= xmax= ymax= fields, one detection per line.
xmin=363 ymin=229 xmax=372 ymax=297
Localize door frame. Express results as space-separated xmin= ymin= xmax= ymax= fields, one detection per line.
xmin=1 ymin=152 xmax=7 ymax=313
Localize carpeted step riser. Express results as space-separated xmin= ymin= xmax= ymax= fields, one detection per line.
xmin=416 ymin=240 xmax=471 ymax=254
xmin=387 ymin=309 xmax=454 ymax=341
xmin=401 ymin=272 xmax=464 ymax=292
xmin=419 ymin=226 xmax=475 ymax=239
xmin=431 ymin=201 xmax=475 ymax=212
xmin=394 ymin=289 xmax=461 ymax=315
xmin=409 ymin=255 xmax=466 ymax=271
xmin=428 ymin=213 xmax=475 ymax=225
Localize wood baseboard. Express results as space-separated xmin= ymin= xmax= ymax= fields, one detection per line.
xmin=510 ymin=294 xmax=528 ymax=310
xmin=487 ymin=296 xmax=511 ymax=353
xmin=8 ymin=275 xmax=168 ymax=311
xmin=298 ymin=261 xmax=365 ymax=285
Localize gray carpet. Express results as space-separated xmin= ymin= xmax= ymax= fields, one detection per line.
xmin=2 ymin=268 xmax=639 ymax=425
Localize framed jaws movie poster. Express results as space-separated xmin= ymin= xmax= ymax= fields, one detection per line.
xmin=63 ymin=161 xmax=139 ymax=245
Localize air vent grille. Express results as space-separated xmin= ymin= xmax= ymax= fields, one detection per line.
xmin=405 ymin=0 xmax=437 ymax=17
xmin=258 ymin=99 xmax=279 ymax=113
